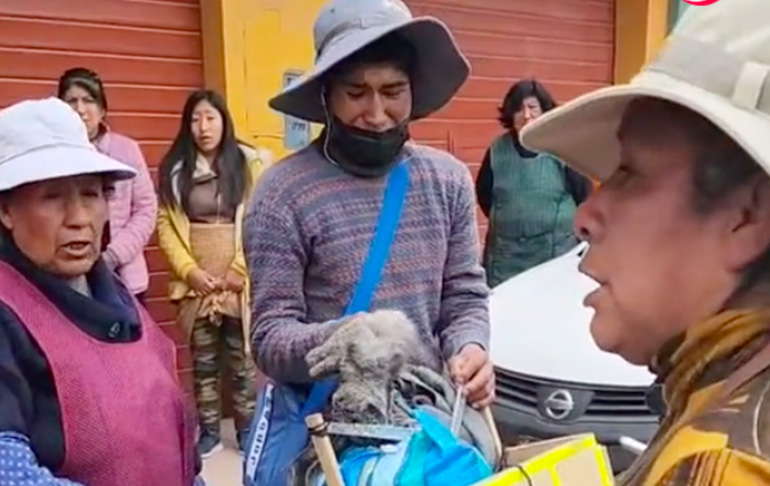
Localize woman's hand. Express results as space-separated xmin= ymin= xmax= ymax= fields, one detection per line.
xmin=449 ymin=343 xmax=496 ymax=409
xmin=223 ymin=269 xmax=245 ymax=293
xmin=188 ymin=268 xmax=221 ymax=295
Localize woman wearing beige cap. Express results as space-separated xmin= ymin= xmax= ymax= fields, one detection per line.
xmin=0 ymin=98 xmax=200 ymax=485
xmin=521 ymin=0 xmax=770 ymax=484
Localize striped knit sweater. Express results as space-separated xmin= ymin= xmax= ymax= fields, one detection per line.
xmin=243 ymin=142 xmax=490 ymax=384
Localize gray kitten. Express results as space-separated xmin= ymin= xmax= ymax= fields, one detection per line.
xmin=306 ymin=309 xmax=430 ymax=424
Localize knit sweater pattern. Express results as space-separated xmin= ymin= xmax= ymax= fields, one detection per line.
xmin=243 ymin=143 xmax=490 ymax=384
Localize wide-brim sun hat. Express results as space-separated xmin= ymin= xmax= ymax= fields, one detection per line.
xmin=520 ymin=0 xmax=770 ymax=182
xmin=0 ymin=97 xmax=136 ymax=193
xmin=268 ymin=0 xmax=470 ymax=123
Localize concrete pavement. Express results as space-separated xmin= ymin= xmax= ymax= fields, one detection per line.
xmin=201 ymin=420 xmax=242 ymax=486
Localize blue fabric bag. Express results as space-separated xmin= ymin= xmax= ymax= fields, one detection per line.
xmin=412 ymin=409 xmax=493 ymax=486
xmin=243 ymin=162 xmax=410 ymax=486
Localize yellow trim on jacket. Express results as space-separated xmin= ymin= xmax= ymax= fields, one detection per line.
xmin=156 ymin=147 xmax=266 ymax=351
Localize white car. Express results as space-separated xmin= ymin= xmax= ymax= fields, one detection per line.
xmin=488 ymin=243 xmax=658 ymax=472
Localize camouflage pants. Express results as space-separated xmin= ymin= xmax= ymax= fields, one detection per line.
xmin=191 ymin=316 xmax=256 ymax=435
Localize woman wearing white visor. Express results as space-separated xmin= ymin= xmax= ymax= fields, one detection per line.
xmin=0 ymin=98 xmax=200 ymax=485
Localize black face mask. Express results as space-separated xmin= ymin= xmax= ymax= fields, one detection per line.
xmin=323 ymin=116 xmax=409 ymax=178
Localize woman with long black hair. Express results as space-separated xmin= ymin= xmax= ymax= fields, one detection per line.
xmin=476 ymin=78 xmax=593 ymax=287
xmin=156 ymin=89 xmax=265 ymax=458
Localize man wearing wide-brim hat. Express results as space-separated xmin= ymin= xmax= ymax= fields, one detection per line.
xmin=521 ymin=0 xmax=770 ymax=484
xmin=242 ymin=0 xmax=493 ymax=473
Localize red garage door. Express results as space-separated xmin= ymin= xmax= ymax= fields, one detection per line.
xmin=0 ymin=0 xmax=203 ymax=390
xmin=406 ymin=0 xmax=615 ymax=236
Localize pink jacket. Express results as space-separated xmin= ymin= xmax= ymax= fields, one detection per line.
xmin=94 ymin=130 xmax=158 ymax=294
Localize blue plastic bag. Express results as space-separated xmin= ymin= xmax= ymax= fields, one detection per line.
xmin=243 ymin=163 xmax=410 ymax=486
xmin=396 ymin=409 xmax=493 ymax=486
xmin=339 ymin=446 xmax=382 ymax=485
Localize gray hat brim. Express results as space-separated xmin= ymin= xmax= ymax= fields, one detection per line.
xmin=268 ymin=17 xmax=470 ymax=123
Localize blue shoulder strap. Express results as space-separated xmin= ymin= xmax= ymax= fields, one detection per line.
xmin=344 ymin=162 xmax=409 ymax=315
xmin=301 ymin=161 xmax=410 ymax=415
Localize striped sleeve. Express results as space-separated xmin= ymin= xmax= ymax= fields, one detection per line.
xmin=244 ymin=187 xmax=339 ymax=384
xmin=436 ymin=163 xmax=490 ymax=360
xmin=655 ymin=449 xmax=770 ymax=486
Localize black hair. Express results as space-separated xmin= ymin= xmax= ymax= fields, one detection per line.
xmin=57 ymin=67 xmax=108 ymax=111
xmin=498 ymin=79 xmax=556 ymax=130
xmin=326 ymin=32 xmax=417 ymax=82
xmin=157 ymin=89 xmax=249 ymax=215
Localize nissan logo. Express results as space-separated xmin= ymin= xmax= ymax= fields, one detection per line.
xmin=543 ymin=389 xmax=575 ymax=420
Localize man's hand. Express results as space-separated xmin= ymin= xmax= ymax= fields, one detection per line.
xmin=223 ymin=269 xmax=245 ymax=293
xmin=187 ymin=268 xmax=221 ymax=295
xmin=449 ymin=343 xmax=495 ymax=409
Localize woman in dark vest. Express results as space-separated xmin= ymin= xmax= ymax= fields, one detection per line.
xmin=0 ymin=98 xmax=199 ymax=485
xmin=476 ymin=79 xmax=593 ymax=287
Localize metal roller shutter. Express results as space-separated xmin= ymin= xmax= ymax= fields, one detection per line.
xmin=0 ymin=0 xmax=204 ymax=389
xmin=406 ymin=0 xmax=614 ymax=237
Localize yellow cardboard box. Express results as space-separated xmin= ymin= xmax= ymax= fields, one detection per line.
xmin=474 ymin=434 xmax=615 ymax=486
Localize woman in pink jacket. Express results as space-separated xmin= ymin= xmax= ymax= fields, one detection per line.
xmin=57 ymin=68 xmax=158 ymax=302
